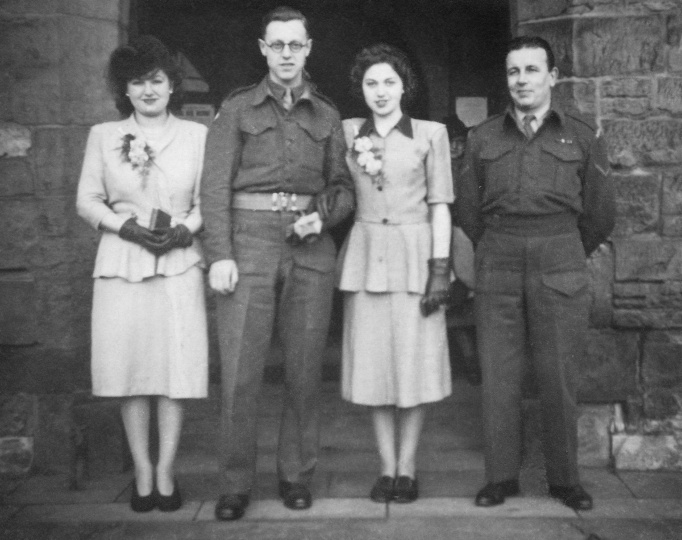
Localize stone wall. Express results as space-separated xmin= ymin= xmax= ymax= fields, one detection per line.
xmin=518 ymin=0 xmax=682 ymax=468
xmin=0 ymin=0 xmax=128 ymax=473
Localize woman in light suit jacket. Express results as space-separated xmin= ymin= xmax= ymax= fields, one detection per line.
xmin=77 ymin=36 xmax=208 ymax=513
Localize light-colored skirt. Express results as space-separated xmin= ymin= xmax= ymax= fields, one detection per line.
xmin=342 ymin=290 xmax=451 ymax=408
xmin=91 ymin=266 xmax=208 ymax=399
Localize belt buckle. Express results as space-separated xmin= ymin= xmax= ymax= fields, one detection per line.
xmin=271 ymin=192 xmax=298 ymax=212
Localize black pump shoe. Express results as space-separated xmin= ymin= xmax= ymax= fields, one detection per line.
xmin=130 ymin=482 xmax=155 ymax=512
xmin=156 ymin=480 xmax=182 ymax=512
xmin=370 ymin=475 xmax=395 ymax=503
xmin=393 ymin=476 xmax=419 ymax=503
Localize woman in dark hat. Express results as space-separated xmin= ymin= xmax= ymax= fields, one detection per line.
xmin=77 ymin=36 xmax=208 ymax=512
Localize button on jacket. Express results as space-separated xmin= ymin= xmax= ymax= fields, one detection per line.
xmin=201 ymin=76 xmax=354 ymax=264
xmin=456 ymin=105 xmax=615 ymax=255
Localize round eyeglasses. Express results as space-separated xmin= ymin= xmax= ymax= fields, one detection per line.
xmin=264 ymin=41 xmax=307 ymax=53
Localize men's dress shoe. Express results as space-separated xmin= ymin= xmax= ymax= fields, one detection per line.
xmin=130 ymin=482 xmax=155 ymax=513
xmin=278 ymin=481 xmax=312 ymax=510
xmin=215 ymin=494 xmax=250 ymax=521
xmin=393 ymin=476 xmax=419 ymax=503
xmin=370 ymin=475 xmax=395 ymax=503
xmin=549 ymin=484 xmax=593 ymax=511
xmin=474 ymin=479 xmax=520 ymax=507
xmin=156 ymin=481 xmax=182 ymax=512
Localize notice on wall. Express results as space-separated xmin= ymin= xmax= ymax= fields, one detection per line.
xmin=456 ymin=97 xmax=488 ymax=128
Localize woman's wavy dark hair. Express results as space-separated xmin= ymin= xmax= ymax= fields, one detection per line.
xmin=107 ymin=35 xmax=184 ymax=116
xmin=349 ymin=43 xmax=418 ymax=108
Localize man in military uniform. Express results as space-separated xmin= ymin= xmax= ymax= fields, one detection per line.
xmin=201 ymin=6 xmax=354 ymax=521
xmin=456 ymin=36 xmax=615 ymax=510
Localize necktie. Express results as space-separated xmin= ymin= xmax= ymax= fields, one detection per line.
xmin=282 ymin=87 xmax=293 ymax=111
xmin=522 ymin=114 xmax=535 ymax=139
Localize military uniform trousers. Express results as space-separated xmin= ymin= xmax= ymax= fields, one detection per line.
xmin=474 ymin=224 xmax=589 ymax=487
xmin=215 ymin=209 xmax=336 ymax=495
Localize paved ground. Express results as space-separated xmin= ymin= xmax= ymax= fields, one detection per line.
xmin=1 ymin=380 xmax=681 ymax=539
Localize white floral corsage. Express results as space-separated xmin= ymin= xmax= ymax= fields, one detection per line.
xmin=120 ymin=133 xmax=154 ymax=182
xmin=351 ymin=128 xmax=385 ymax=188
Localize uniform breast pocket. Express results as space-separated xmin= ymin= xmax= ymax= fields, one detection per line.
xmin=240 ymin=118 xmax=278 ymax=167
xmin=479 ymin=143 xmax=516 ymax=198
xmin=540 ymin=142 xmax=583 ymax=198
xmin=297 ymin=122 xmax=329 ymax=174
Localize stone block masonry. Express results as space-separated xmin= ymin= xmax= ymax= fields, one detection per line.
xmin=0 ymin=1 xmax=126 ymax=475
xmin=518 ymin=0 xmax=682 ymax=470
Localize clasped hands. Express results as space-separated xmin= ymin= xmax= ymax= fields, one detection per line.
xmin=284 ymin=188 xmax=337 ymax=245
xmin=118 ymin=217 xmax=193 ymax=257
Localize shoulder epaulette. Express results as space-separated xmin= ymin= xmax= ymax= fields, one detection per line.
xmin=310 ymin=88 xmax=339 ymax=111
xmin=564 ymin=110 xmax=597 ymax=132
xmin=224 ymin=83 xmax=257 ymax=102
xmin=470 ymin=112 xmax=504 ymax=132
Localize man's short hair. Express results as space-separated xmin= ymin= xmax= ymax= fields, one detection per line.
xmin=507 ymin=36 xmax=555 ymax=71
xmin=261 ymin=5 xmax=309 ymax=38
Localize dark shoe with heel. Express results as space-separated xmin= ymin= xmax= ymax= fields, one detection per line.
xmin=278 ymin=481 xmax=312 ymax=510
xmin=370 ymin=475 xmax=395 ymax=503
xmin=393 ymin=476 xmax=418 ymax=503
xmin=156 ymin=480 xmax=182 ymax=512
xmin=130 ymin=482 xmax=155 ymax=513
xmin=475 ymin=479 xmax=520 ymax=507
xmin=215 ymin=493 xmax=250 ymax=521
xmin=549 ymin=484 xmax=593 ymax=511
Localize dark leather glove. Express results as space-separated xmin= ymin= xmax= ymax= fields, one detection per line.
xmin=447 ymin=280 xmax=471 ymax=310
xmin=308 ymin=186 xmax=351 ymax=230
xmin=420 ymin=257 xmax=451 ymax=317
xmin=118 ymin=217 xmax=166 ymax=253
xmin=151 ymin=224 xmax=193 ymax=256
xmin=313 ymin=188 xmax=338 ymax=222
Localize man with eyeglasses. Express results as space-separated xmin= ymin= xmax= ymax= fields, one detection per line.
xmin=201 ymin=5 xmax=354 ymax=521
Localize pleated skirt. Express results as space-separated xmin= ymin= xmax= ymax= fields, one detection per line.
xmin=341 ymin=290 xmax=451 ymax=408
xmin=91 ymin=266 xmax=208 ymax=399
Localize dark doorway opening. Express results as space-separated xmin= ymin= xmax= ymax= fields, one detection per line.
xmin=133 ymin=0 xmax=511 ymax=381
xmin=134 ymin=0 xmax=511 ymax=121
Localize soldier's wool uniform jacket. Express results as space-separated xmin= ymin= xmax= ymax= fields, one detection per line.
xmin=200 ymin=76 xmax=354 ymax=264
xmin=455 ymin=104 xmax=615 ymax=255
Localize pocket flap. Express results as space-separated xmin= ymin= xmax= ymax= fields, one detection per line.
xmin=541 ymin=141 xmax=582 ymax=162
xmin=240 ymin=116 xmax=276 ymax=135
xmin=542 ymin=270 xmax=588 ymax=296
xmin=296 ymin=119 xmax=332 ymax=142
xmin=479 ymin=142 xmax=515 ymax=162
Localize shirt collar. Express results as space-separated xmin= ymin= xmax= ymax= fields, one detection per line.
xmin=504 ymin=101 xmax=565 ymax=130
xmin=253 ymin=75 xmax=310 ymax=106
xmin=358 ymin=114 xmax=413 ymax=139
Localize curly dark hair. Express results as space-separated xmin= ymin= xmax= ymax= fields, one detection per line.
xmin=107 ymin=35 xmax=184 ymax=116
xmin=349 ymin=44 xmax=418 ymax=109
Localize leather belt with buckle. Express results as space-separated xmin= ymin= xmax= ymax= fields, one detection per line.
xmin=232 ymin=192 xmax=313 ymax=212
